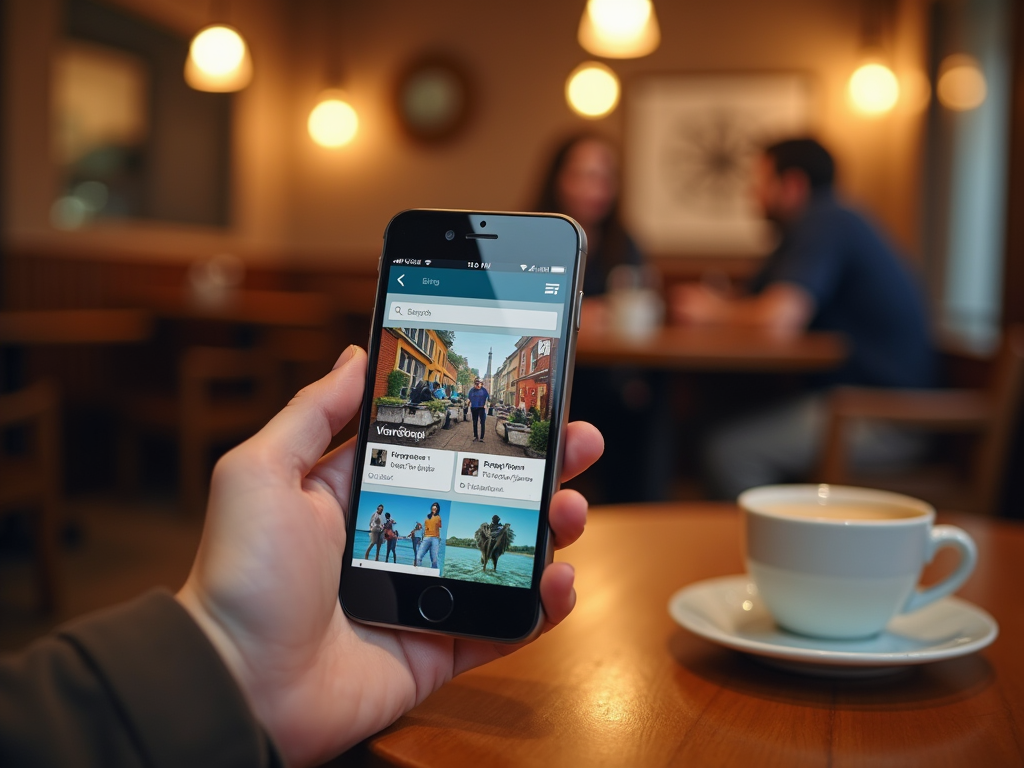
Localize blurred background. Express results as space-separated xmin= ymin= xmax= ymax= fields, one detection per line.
xmin=2 ymin=0 xmax=1022 ymax=646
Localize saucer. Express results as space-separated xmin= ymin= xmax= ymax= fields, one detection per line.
xmin=668 ymin=575 xmax=998 ymax=677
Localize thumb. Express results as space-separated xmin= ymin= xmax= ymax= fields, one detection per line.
xmin=238 ymin=345 xmax=367 ymax=479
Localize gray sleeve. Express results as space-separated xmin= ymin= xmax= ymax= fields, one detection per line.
xmin=0 ymin=590 xmax=285 ymax=768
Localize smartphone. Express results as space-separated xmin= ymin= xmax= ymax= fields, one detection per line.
xmin=339 ymin=209 xmax=587 ymax=642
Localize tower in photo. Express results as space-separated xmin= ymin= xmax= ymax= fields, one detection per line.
xmin=484 ymin=347 xmax=493 ymax=392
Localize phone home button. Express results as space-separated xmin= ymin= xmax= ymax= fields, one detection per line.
xmin=418 ymin=585 xmax=454 ymax=623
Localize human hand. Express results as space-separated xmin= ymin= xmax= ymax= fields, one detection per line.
xmin=176 ymin=346 xmax=603 ymax=767
xmin=670 ymin=282 xmax=730 ymax=325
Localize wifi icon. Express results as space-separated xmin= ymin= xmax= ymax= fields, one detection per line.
xmin=424 ymin=260 xmax=431 ymax=265
xmin=520 ymin=265 xmax=527 ymax=271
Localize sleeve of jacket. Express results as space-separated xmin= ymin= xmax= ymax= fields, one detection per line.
xmin=0 ymin=590 xmax=285 ymax=768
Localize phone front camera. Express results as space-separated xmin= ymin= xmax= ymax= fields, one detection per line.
xmin=445 ymin=230 xmax=455 ymax=241
xmin=480 ymin=220 xmax=487 ymax=227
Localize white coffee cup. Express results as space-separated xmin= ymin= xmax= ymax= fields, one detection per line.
xmin=739 ymin=484 xmax=978 ymax=640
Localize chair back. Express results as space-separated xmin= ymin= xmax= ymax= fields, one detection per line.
xmin=975 ymin=325 xmax=1024 ymax=515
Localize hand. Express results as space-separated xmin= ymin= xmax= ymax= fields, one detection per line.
xmin=670 ymin=282 xmax=730 ymax=325
xmin=176 ymin=346 xmax=604 ymax=767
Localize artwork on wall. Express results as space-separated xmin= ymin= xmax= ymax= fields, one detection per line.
xmin=624 ymin=73 xmax=812 ymax=256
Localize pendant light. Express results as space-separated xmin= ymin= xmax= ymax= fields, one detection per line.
xmin=937 ymin=54 xmax=987 ymax=111
xmin=566 ymin=62 xmax=620 ymax=119
xmin=309 ymin=90 xmax=359 ymax=147
xmin=578 ymin=0 xmax=660 ymax=59
xmin=847 ymin=0 xmax=899 ymax=116
xmin=308 ymin=2 xmax=359 ymax=148
xmin=185 ymin=19 xmax=253 ymax=93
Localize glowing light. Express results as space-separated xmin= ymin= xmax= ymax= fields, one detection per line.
xmin=308 ymin=91 xmax=359 ymax=147
xmin=184 ymin=24 xmax=252 ymax=93
xmin=578 ymin=0 xmax=660 ymax=59
xmin=937 ymin=55 xmax=987 ymax=111
xmin=848 ymin=63 xmax=900 ymax=115
xmin=566 ymin=62 xmax=620 ymax=119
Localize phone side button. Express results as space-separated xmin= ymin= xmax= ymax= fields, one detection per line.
xmin=418 ymin=585 xmax=454 ymax=623
xmin=576 ymin=291 xmax=584 ymax=330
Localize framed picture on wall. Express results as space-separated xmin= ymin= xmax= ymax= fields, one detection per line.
xmin=624 ymin=73 xmax=813 ymax=256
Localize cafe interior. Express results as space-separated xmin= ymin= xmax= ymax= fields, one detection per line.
xmin=2 ymin=0 xmax=1024 ymax=765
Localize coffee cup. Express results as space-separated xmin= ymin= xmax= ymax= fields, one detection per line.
xmin=738 ymin=484 xmax=977 ymax=640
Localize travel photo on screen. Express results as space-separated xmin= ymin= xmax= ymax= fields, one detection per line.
xmin=369 ymin=326 xmax=559 ymax=456
xmin=352 ymin=491 xmax=449 ymax=572
xmin=443 ymin=501 xmax=539 ymax=588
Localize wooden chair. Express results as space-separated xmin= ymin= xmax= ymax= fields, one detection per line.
xmin=0 ymin=380 xmax=61 ymax=611
xmin=819 ymin=325 xmax=1024 ymax=516
xmin=120 ymin=347 xmax=279 ymax=515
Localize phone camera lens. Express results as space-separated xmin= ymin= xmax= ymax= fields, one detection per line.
xmin=480 ymin=220 xmax=487 ymax=228
xmin=445 ymin=230 xmax=455 ymax=241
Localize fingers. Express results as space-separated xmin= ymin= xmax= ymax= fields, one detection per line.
xmin=547 ymin=488 xmax=586 ymax=551
xmin=237 ymin=347 xmax=367 ymax=479
xmin=559 ymin=421 xmax=604 ymax=482
xmin=308 ymin=436 xmax=357 ymax=507
xmin=538 ymin=562 xmax=576 ymax=627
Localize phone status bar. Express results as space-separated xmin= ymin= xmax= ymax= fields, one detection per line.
xmin=390 ymin=258 xmax=566 ymax=274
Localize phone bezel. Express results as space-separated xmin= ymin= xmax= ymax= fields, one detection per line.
xmin=338 ymin=209 xmax=586 ymax=642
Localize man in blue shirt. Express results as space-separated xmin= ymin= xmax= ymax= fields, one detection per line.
xmin=467 ymin=377 xmax=490 ymax=443
xmin=673 ymin=138 xmax=936 ymax=498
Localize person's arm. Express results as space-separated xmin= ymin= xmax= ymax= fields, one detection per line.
xmin=671 ymin=281 xmax=815 ymax=338
xmin=0 ymin=591 xmax=283 ymax=767
xmin=2 ymin=346 xmax=603 ymax=768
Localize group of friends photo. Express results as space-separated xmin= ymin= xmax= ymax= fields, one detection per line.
xmin=352 ymin=491 xmax=541 ymax=588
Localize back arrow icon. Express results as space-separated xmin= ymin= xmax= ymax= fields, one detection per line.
xmin=397 ymin=274 xmax=405 ymax=287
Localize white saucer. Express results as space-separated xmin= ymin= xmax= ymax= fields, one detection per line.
xmin=668 ymin=575 xmax=999 ymax=677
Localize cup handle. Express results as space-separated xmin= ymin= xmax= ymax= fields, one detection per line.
xmin=901 ymin=525 xmax=978 ymax=614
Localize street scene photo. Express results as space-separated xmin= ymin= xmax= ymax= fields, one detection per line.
xmin=369 ymin=327 xmax=560 ymax=459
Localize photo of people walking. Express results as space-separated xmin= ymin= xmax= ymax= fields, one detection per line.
xmin=368 ymin=328 xmax=560 ymax=457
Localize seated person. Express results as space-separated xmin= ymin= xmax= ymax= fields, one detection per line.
xmin=536 ymin=133 xmax=670 ymax=503
xmin=673 ymin=138 xmax=937 ymax=499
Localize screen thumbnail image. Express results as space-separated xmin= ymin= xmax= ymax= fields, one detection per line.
xmin=352 ymin=491 xmax=449 ymax=571
xmin=443 ymin=501 xmax=540 ymax=589
xmin=369 ymin=327 xmax=559 ymax=455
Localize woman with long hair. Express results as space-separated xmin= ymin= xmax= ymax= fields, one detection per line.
xmin=534 ymin=134 xmax=669 ymax=504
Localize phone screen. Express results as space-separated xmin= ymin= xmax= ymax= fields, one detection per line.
xmin=341 ymin=211 xmax=584 ymax=638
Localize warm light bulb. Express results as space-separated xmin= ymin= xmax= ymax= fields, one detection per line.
xmin=578 ymin=0 xmax=660 ymax=59
xmin=848 ymin=63 xmax=900 ymax=115
xmin=566 ymin=62 xmax=620 ymax=119
xmin=184 ymin=24 xmax=252 ymax=92
xmin=192 ymin=26 xmax=244 ymax=74
xmin=308 ymin=91 xmax=359 ymax=147
xmin=937 ymin=55 xmax=987 ymax=111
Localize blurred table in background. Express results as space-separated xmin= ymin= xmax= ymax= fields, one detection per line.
xmin=575 ymin=326 xmax=847 ymax=372
xmin=0 ymin=310 xmax=152 ymax=347
xmin=351 ymin=503 xmax=1023 ymax=768
xmin=124 ymin=286 xmax=333 ymax=328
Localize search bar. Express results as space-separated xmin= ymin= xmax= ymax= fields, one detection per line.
xmin=388 ymin=302 xmax=557 ymax=331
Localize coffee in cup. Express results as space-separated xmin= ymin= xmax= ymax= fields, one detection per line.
xmin=738 ymin=485 xmax=977 ymax=640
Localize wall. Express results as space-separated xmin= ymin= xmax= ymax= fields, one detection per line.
xmin=3 ymin=0 xmax=930 ymax=269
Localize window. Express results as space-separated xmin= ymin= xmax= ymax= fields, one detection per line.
xmin=398 ymin=350 xmax=426 ymax=386
xmin=925 ymin=0 xmax=1012 ymax=350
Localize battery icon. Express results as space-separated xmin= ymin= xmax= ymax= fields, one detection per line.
xmin=551 ymin=266 xmax=566 ymax=273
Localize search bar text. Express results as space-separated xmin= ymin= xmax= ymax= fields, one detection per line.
xmin=388 ymin=302 xmax=557 ymax=331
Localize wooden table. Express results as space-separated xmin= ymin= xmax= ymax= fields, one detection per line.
xmin=125 ymin=286 xmax=333 ymax=327
xmin=575 ymin=326 xmax=847 ymax=372
xmin=0 ymin=309 xmax=152 ymax=345
xmin=357 ymin=503 xmax=1024 ymax=768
